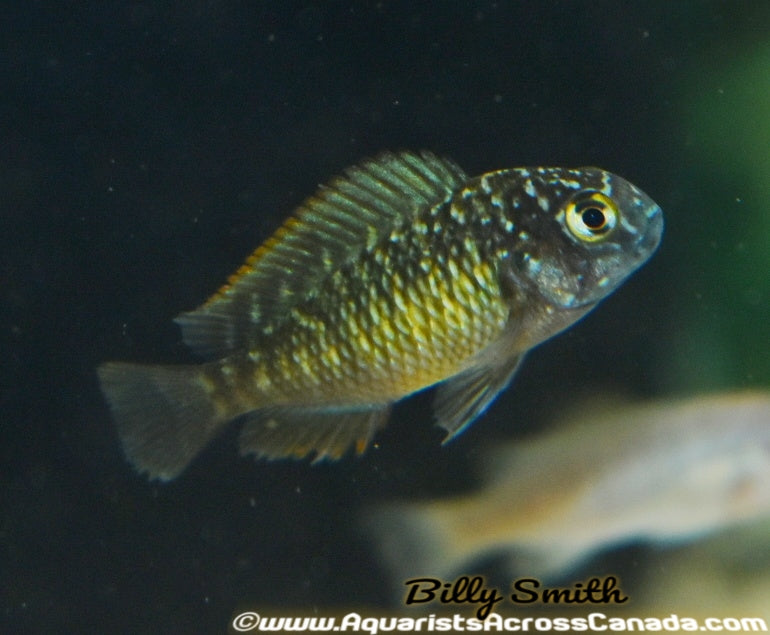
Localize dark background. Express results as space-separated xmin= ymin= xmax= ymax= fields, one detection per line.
xmin=2 ymin=2 xmax=769 ymax=633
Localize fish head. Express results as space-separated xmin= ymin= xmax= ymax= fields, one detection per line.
xmin=504 ymin=167 xmax=664 ymax=310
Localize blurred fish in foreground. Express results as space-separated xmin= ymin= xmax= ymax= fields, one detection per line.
xmin=364 ymin=391 xmax=770 ymax=583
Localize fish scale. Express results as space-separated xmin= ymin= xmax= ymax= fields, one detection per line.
xmin=229 ymin=206 xmax=510 ymax=406
xmin=98 ymin=150 xmax=663 ymax=480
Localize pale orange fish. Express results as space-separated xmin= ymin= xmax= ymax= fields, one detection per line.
xmin=364 ymin=392 xmax=770 ymax=582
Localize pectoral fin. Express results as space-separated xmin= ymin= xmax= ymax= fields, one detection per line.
xmin=238 ymin=404 xmax=391 ymax=463
xmin=433 ymin=355 xmax=524 ymax=441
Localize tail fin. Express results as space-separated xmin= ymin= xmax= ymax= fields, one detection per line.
xmin=97 ymin=362 xmax=229 ymax=481
xmin=361 ymin=501 xmax=471 ymax=595
xmin=363 ymin=501 xmax=574 ymax=593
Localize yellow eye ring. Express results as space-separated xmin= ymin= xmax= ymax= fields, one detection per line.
xmin=565 ymin=191 xmax=619 ymax=242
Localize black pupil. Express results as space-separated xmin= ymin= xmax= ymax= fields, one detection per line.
xmin=581 ymin=206 xmax=606 ymax=229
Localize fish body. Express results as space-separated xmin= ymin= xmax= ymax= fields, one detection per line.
xmin=98 ymin=151 xmax=663 ymax=480
xmin=364 ymin=392 xmax=770 ymax=583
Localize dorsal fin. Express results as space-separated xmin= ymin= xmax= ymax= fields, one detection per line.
xmin=175 ymin=151 xmax=468 ymax=358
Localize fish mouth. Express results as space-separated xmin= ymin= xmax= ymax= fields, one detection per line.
xmin=633 ymin=203 xmax=665 ymax=258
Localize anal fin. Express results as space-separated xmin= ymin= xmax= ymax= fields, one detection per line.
xmin=433 ymin=355 xmax=524 ymax=441
xmin=238 ymin=405 xmax=391 ymax=463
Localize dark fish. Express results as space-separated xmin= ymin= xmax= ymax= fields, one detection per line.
xmin=98 ymin=151 xmax=663 ymax=480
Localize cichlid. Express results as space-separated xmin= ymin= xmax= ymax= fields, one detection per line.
xmin=98 ymin=151 xmax=663 ymax=480
xmin=363 ymin=392 xmax=770 ymax=584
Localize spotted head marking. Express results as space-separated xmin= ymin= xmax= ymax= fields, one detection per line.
xmin=496 ymin=166 xmax=663 ymax=309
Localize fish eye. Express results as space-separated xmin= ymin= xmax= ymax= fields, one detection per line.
xmin=565 ymin=191 xmax=619 ymax=242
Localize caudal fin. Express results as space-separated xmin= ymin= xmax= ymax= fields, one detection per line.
xmin=97 ymin=362 xmax=229 ymax=481
xmin=361 ymin=501 xmax=469 ymax=595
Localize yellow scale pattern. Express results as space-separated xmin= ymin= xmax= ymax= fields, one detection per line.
xmin=249 ymin=238 xmax=510 ymax=407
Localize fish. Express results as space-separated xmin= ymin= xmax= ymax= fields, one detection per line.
xmin=363 ymin=391 xmax=770 ymax=584
xmin=97 ymin=150 xmax=663 ymax=480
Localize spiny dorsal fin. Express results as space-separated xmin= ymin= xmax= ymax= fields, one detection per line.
xmin=175 ymin=151 xmax=468 ymax=358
